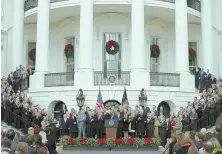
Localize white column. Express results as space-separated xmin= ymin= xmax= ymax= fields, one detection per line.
xmin=35 ymin=0 xmax=50 ymax=74
xmin=175 ymin=0 xmax=189 ymax=74
xmin=12 ymin=0 xmax=24 ymax=69
xmin=78 ymin=0 xmax=93 ymax=71
xmin=131 ymin=0 xmax=146 ymax=71
xmin=201 ymin=0 xmax=213 ymax=73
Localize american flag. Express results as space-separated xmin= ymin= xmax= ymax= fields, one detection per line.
xmin=96 ymin=90 xmax=104 ymax=110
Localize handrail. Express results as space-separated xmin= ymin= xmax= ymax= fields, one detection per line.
xmin=1 ymin=105 xmax=41 ymax=130
xmin=185 ymin=105 xmax=222 ymax=131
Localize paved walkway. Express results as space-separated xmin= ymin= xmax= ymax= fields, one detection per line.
xmin=58 ymin=150 xmax=163 ymax=154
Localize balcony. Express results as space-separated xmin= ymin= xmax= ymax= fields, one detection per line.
xmin=44 ymin=72 xmax=74 ymax=87
xmin=24 ymin=0 xmax=201 ymax=12
xmin=187 ymin=0 xmax=201 ymax=12
xmin=150 ymin=72 xmax=180 ymax=87
xmin=24 ymin=0 xmax=67 ymax=12
xmin=94 ymin=71 xmax=130 ymax=86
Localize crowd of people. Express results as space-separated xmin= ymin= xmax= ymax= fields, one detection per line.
xmin=1 ymin=66 xmax=222 ymax=154
xmin=164 ymin=127 xmax=222 ymax=154
xmin=193 ymin=67 xmax=217 ymax=93
xmin=1 ymin=128 xmax=57 ymax=154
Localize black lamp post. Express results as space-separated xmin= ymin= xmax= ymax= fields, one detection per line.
xmin=138 ymin=88 xmax=147 ymax=106
xmin=76 ymin=89 xmax=85 ymax=111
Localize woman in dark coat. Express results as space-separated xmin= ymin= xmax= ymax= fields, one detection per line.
xmin=146 ymin=113 xmax=155 ymax=137
xmin=45 ymin=128 xmax=58 ymax=154
xmin=159 ymin=119 xmax=167 ymax=146
xmin=193 ymin=66 xmax=200 ymax=89
xmin=95 ymin=111 xmax=104 ymax=138
xmin=33 ymin=112 xmax=43 ymax=127
xmin=6 ymin=96 xmax=14 ymax=125
xmin=13 ymin=98 xmax=21 ymax=129
xmin=122 ymin=109 xmax=130 ymax=139
xmin=85 ymin=112 xmax=91 ymax=138
xmin=129 ymin=112 xmax=137 ymax=138
xmin=136 ymin=110 xmax=145 ymax=138
xmin=68 ymin=113 xmax=78 ymax=138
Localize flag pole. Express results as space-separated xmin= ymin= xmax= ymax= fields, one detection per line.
xmin=99 ymin=85 xmax=100 ymax=91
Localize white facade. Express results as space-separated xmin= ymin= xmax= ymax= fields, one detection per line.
xmin=1 ymin=0 xmax=222 ymax=112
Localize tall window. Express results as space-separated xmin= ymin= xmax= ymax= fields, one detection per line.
xmin=103 ymin=33 xmax=121 ymax=77
xmin=150 ymin=37 xmax=160 ymax=72
xmin=65 ymin=37 xmax=75 ymax=73
xmin=188 ymin=42 xmax=197 ymax=70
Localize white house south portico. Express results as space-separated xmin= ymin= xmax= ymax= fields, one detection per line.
xmin=3 ymin=0 xmax=221 ymax=113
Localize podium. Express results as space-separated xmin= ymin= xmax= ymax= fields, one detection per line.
xmin=105 ymin=119 xmax=118 ymax=139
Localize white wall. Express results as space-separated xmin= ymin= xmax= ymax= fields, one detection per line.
xmin=23 ymin=13 xmax=202 ymax=74
xmin=211 ymin=0 xmax=222 ymax=77
xmin=1 ymin=0 xmax=14 ymax=76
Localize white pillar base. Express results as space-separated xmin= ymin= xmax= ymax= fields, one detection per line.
xmin=29 ymin=74 xmax=45 ymax=92
xmin=74 ymin=72 xmax=94 ymax=89
xmin=179 ymin=74 xmax=195 ymax=92
xmin=130 ymin=71 xmax=150 ymax=88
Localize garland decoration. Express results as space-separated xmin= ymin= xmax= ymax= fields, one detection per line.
xmin=59 ymin=136 xmax=161 ymax=148
xmin=64 ymin=44 xmax=74 ymax=58
xmin=150 ymin=44 xmax=160 ymax=58
xmin=188 ymin=48 xmax=196 ymax=61
xmin=105 ymin=40 xmax=119 ymax=55
xmin=29 ymin=48 xmax=36 ymax=61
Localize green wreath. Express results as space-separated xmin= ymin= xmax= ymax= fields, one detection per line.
xmin=150 ymin=44 xmax=160 ymax=58
xmin=105 ymin=40 xmax=119 ymax=55
xmin=188 ymin=48 xmax=196 ymax=61
xmin=29 ymin=48 xmax=36 ymax=61
xmin=64 ymin=44 xmax=74 ymax=58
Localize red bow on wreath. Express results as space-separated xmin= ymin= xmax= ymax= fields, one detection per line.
xmin=65 ymin=44 xmax=71 ymax=51
xmin=154 ymin=45 xmax=159 ymax=51
xmin=189 ymin=48 xmax=194 ymax=56
xmin=31 ymin=48 xmax=36 ymax=54
xmin=108 ymin=40 xmax=116 ymax=48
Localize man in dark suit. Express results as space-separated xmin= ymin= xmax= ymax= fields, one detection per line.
xmin=60 ymin=114 xmax=69 ymax=136
xmin=166 ymin=118 xmax=171 ymax=139
xmin=27 ymin=65 xmax=35 ymax=88
xmin=143 ymin=103 xmax=150 ymax=118
xmin=13 ymin=67 xmax=21 ymax=92
xmin=211 ymin=75 xmax=217 ymax=85
xmin=199 ymin=68 xmax=206 ymax=93
xmin=205 ymin=69 xmax=212 ymax=90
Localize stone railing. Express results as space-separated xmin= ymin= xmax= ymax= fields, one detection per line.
xmin=44 ymin=72 xmax=74 ymax=87
xmin=94 ymin=71 xmax=130 ymax=86
xmin=150 ymin=72 xmax=180 ymax=87
xmin=24 ymin=0 xmax=201 ymax=12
